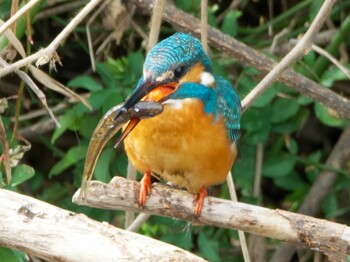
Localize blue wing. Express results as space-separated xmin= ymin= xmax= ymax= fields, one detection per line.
xmin=214 ymin=76 xmax=241 ymax=142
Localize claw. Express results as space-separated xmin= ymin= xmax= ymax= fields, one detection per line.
xmin=139 ymin=171 xmax=151 ymax=206
xmin=194 ymin=187 xmax=208 ymax=216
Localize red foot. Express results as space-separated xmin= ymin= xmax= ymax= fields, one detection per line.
xmin=194 ymin=188 xmax=208 ymax=216
xmin=139 ymin=171 xmax=151 ymax=206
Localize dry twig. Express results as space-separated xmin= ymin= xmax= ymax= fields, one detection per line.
xmin=147 ymin=0 xmax=165 ymax=52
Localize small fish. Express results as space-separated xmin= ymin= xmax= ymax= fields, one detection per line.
xmin=79 ymin=101 xmax=163 ymax=201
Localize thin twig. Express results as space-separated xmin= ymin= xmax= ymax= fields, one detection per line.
xmin=241 ymin=0 xmax=337 ymax=112
xmin=0 ymin=116 xmax=11 ymax=184
xmin=0 ymin=0 xmax=40 ymax=35
xmin=252 ymin=143 xmax=264 ymax=197
xmin=200 ymin=0 xmax=208 ymax=53
xmin=248 ymin=143 xmax=266 ymax=262
xmin=147 ymin=0 xmax=165 ymax=52
xmin=0 ymin=0 xmax=103 ymax=78
xmin=125 ymin=161 xmax=137 ymax=228
xmin=311 ymin=42 xmax=350 ymax=79
xmin=227 ymin=172 xmax=251 ymax=262
xmin=10 ymin=0 xmax=19 ymax=34
xmin=126 ymin=213 xmax=151 ymax=232
xmin=86 ymin=0 xmax=111 ymax=72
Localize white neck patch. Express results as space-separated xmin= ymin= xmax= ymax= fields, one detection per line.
xmin=162 ymin=98 xmax=193 ymax=109
xmin=200 ymin=72 xmax=215 ymax=87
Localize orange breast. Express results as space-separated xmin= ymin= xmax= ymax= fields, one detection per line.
xmin=123 ymin=99 xmax=238 ymax=193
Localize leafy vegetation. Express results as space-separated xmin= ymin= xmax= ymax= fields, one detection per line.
xmin=1 ymin=0 xmax=350 ymax=261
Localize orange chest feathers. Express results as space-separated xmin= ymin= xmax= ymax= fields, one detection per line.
xmin=123 ymin=99 xmax=238 ymax=193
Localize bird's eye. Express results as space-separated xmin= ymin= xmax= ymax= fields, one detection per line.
xmin=174 ymin=66 xmax=185 ymax=78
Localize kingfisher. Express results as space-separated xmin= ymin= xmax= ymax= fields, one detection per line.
xmin=116 ymin=32 xmax=241 ymax=216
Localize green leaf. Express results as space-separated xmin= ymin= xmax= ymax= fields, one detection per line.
xmin=270 ymin=98 xmax=300 ymax=123
xmin=11 ymin=164 xmax=35 ymax=186
xmin=0 ymin=1 xmax=11 ymax=20
xmin=303 ymin=50 xmax=316 ymax=66
xmin=50 ymin=145 xmax=88 ymax=177
xmin=241 ymin=107 xmax=271 ymax=131
xmin=94 ymin=147 xmax=114 ymax=183
xmin=161 ymin=233 xmax=193 ymax=250
xmin=67 ymin=75 xmax=103 ymax=91
xmin=233 ymin=144 xmax=256 ymax=194
xmin=314 ymin=102 xmax=348 ymax=127
xmin=253 ymin=87 xmax=277 ymax=107
xmin=296 ymin=95 xmax=313 ymax=105
xmin=198 ymin=231 xmax=220 ymax=262
xmin=320 ymin=66 xmax=350 ymax=87
xmin=0 ymin=247 xmax=26 ymax=262
xmin=272 ymin=109 xmax=310 ymax=134
xmin=286 ymin=138 xmax=298 ymax=155
xmin=51 ymin=108 xmax=86 ymax=143
xmin=79 ymin=115 xmax=100 ymax=139
xmin=322 ymin=194 xmax=338 ymax=216
xmin=274 ymin=171 xmax=306 ymax=191
xmin=221 ymin=10 xmax=242 ymax=37
xmin=128 ymin=51 xmax=144 ymax=77
xmin=309 ymin=0 xmax=323 ymax=21
xmin=241 ymin=107 xmax=271 ymax=144
xmin=262 ymin=154 xmax=296 ymax=178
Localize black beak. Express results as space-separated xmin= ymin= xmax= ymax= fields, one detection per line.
xmin=114 ymin=78 xmax=164 ymax=120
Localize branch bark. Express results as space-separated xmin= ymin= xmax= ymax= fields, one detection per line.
xmin=129 ymin=0 xmax=350 ymax=119
xmin=73 ymin=176 xmax=350 ymax=261
xmin=0 ymin=188 xmax=204 ymax=262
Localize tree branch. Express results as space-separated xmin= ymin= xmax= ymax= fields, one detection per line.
xmin=129 ymin=0 xmax=350 ymax=119
xmin=73 ymin=177 xmax=350 ymax=261
xmin=0 ymin=188 xmax=204 ymax=262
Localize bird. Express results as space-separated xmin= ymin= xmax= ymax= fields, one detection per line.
xmin=116 ymin=32 xmax=241 ymax=216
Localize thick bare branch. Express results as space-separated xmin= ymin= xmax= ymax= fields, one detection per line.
xmin=0 ymin=189 xmax=204 ymax=262
xmin=129 ymin=0 xmax=350 ymax=119
xmin=73 ymin=177 xmax=350 ymax=261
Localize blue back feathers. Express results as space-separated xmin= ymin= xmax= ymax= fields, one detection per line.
xmin=140 ymin=32 xmax=241 ymax=142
